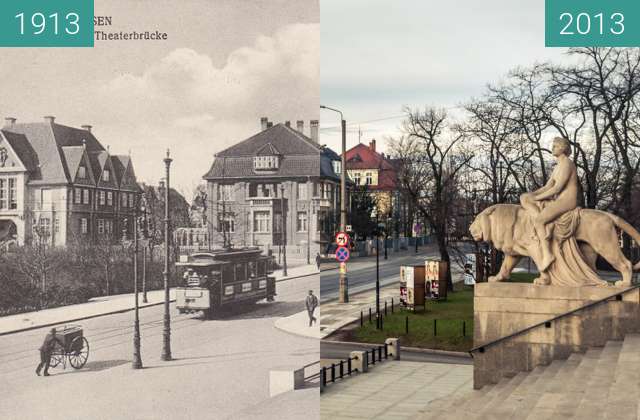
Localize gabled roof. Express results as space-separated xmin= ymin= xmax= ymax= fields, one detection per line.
xmin=61 ymin=146 xmax=85 ymax=179
xmin=0 ymin=130 xmax=40 ymax=174
xmin=345 ymin=142 xmax=398 ymax=190
xmin=204 ymin=123 xmax=342 ymax=181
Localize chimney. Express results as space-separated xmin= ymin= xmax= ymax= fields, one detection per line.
xmin=260 ymin=117 xmax=268 ymax=131
xmin=296 ymin=120 xmax=304 ymax=133
xmin=267 ymin=122 xmax=273 ymax=128
xmin=310 ymin=120 xmax=319 ymax=143
xmin=285 ymin=121 xmax=291 ymax=128
xmin=4 ymin=117 xmax=16 ymax=127
xmin=369 ymin=139 xmax=376 ymax=152
xmin=44 ymin=116 xmax=56 ymax=125
xmin=81 ymin=125 xmax=92 ymax=133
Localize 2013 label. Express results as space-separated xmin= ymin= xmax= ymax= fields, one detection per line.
xmin=559 ymin=12 xmax=625 ymax=36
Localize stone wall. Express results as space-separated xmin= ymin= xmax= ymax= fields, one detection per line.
xmin=473 ymin=283 xmax=640 ymax=389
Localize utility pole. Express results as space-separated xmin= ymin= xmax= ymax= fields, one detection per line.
xmin=132 ymin=207 xmax=142 ymax=369
xmin=280 ymin=184 xmax=288 ymax=277
xmin=375 ymin=210 xmax=380 ymax=329
xmin=321 ymin=105 xmax=349 ymax=303
xmin=161 ymin=149 xmax=172 ymax=361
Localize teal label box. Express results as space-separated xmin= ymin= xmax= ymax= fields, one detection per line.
xmin=0 ymin=0 xmax=94 ymax=47
xmin=546 ymin=0 xmax=640 ymax=47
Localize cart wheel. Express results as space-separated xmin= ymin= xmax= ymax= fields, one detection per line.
xmin=69 ymin=337 xmax=89 ymax=369
xmin=49 ymin=352 xmax=63 ymax=368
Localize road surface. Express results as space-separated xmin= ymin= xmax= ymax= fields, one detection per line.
xmin=320 ymin=341 xmax=472 ymax=365
xmin=0 ymin=273 xmax=319 ymax=420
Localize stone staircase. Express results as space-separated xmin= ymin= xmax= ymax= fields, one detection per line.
xmin=415 ymin=334 xmax=640 ymax=420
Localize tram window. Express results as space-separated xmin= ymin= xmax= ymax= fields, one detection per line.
xmin=224 ymin=285 xmax=234 ymax=296
xmin=258 ymin=261 xmax=266 ymax=276
xmin=235 ymin=263 xmax=246 ymax=281
xmin=222 ymin=265 xmax=233 ymax=282
xmin=248 ymin=261 xmax=257 ymax=278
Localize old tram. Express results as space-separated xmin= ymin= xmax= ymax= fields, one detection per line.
xmin=175 ymin=247 xmax=276 ymax=319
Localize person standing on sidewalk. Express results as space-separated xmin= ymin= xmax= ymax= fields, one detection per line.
xmin=36 ymin=328 xmax=63 ymax=376
xmin=305 ymin=290 xmax=318 ymax=327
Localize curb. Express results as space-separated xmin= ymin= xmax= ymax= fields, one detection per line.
xmin=0 ymin=299 xmax=176 ymax=337
xmin=273 ymin=312 xmax=321 ymax=340
xmin=320 ymin=339 xmax=471 ymax=359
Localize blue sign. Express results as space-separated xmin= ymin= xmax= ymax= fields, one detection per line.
xmin=335 ymin=246 xmax=350 ymax=262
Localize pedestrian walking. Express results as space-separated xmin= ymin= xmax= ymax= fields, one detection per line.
xmin=305 ymin=290 xmax=318 ymax=327
xmin=36 ymin=328 xmax=63 ymax=377
xmin=315 ymin=252 xmax=321 ymax=271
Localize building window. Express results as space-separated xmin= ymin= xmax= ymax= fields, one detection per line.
xmin=80 ymin=218 xmax=88 ymax=234
xmin=0 ymin=178 xmax=18 ymax=210
xmin=323 ymin=183 xmax=331 ymax=199
xmin=78 ymin=166 xmax=86 ymax=178
xmin=129 ymin=193 xmax=135 ymax=209
xmin=365 ymin=172 xmax=373 ymax=185
xmin=74 ymin=188 xmax=82 ymax=204
xmin=54 ymin=218 xmax=60 ymax=233
xmin=353 ymin=173 xmax=361 ymax=185
xmin=218 ymin=184 xmax=233 ymax=201
xmin=107 ymin=191 xmax=113 ymax=206
xmin=297 ymin=212 xmax=308 ymax=232
xmin=253 ymin=156 xmax=279 ymax=170
xmin=83 ymin=189 xmax=90 ymax=205
xmin=97 ymin=219 xmax=105 ymax=234
xmin=121 ymin=193 xmax=128 ymax=207
xmin=106 ymin=220 xmax=113 ymax=235
xmin=297 ymin=182 xmax=307 ymax=200
xmin=99 ymin=191 xmax=106 ymax=205
xmin=102 ymin=169 xmax=110 ymax=182
xmin=333 ymin=161 xmax=342 ymax=175
xmin=253 ymin=211 xmax=270 ymax=233
xmin=218 ymin=215 xmax=235 ymax=233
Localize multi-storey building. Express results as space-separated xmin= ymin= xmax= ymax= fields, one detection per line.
xmin=202 ymin=117 xmax=343 ymax=258
xmin=0 ymin=116 xmax=140 ymax=246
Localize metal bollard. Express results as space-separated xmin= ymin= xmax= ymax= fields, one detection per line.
xmin=371 ymin=349 xmax=376 ymax=365
xmin=321 ymin=367 xmax=326 ymax=387
xmin=339 ymin=360 xmax=344 ymax=379
xmin=385 ymin=301 xmax=387 ymax=316
xmin=434 ymin=319 xmax=437 ymax=336
xmin=405 ymin=316 xmax=409 ymax=334
xmin=384 ymin=343 xmax=388 ymax=359
xmin=378 ymin=346 xmax=382 ymax=361
xmin=392 ymin=298 xmax=394 ymax=313
xmin=369 ymin=307 xmax=372 ymax=323
xmin=380 ymin=315 xmax=383 ymax=330
xmin=331 ymin=363 xmax=335 ymax=382
xmin=463 ymin=321 xmax=466 ymax=337
xmin=347 ymin=357 xmax=352 ymax=375
xmin=360 ymin=311 xmax=363 ymax=327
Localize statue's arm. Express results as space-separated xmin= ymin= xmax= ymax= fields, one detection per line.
xmin=535 ymin=162 xmax=571 ymax=201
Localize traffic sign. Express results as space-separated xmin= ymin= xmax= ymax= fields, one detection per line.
xmin=335 ymin=246 xmax=350 ymax=262
xmin=335 ymin=231 xmax=350 ymax=247
xmin=346 ymin=225 xmax=353 ymax=232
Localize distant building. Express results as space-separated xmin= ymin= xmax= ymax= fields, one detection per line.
xmin=0 ymin=116 xmax=140 ymax=246
xmin=346 ymin=139 xmax=412 ymax=235
xmin=201 ymin=118 xmax=343 ymax=258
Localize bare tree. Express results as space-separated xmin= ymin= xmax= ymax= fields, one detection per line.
xmin=389 ymin=106 xmax=473 ymax=291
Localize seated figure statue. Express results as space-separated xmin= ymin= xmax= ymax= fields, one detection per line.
xmin=520 ymin=137 xmax=578 ymax=272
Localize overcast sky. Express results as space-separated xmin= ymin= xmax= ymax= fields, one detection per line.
xmin=320 ymin=0 xmax=570 ymax=154
xmin=0 ymin=0 xmax=319 ymax=195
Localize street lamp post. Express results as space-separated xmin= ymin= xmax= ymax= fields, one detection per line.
xmin=320 ymin=105 xmax=348 ymax=303
xmin=161 ymin=149 xmax=173 ymax=361
xmin=373 ymin=208 xmax=381 ymax=330
xmin=280 ymin=184 xmax=288 ymax=277
xmin=132 ymin=207 xmax=143 ymax=369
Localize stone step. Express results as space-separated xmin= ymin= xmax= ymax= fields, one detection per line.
xmin=602 ymin=334 xmax=640 ymax=420
xmin=496 ymin=359 xmax=563 ymax=419
xmin=480 ymin=364 xmax=550 ymax=419
xmin=552 ymin=347 xmax=604 ymax=418
xmin=524 ymin=352 xmax=585 ymax=419
xmin=413 ymin=386 xmax=488 ymax=419
xmin=474 ymin=371 xmax=529 ymax=420
xmin=572 ymin=340 xmax=624 ymax=420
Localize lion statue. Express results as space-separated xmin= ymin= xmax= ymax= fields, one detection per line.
xmin=469 ymin=204 xmax=640 ymax=287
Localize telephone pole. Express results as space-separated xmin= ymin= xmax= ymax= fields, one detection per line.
xmin=161 ymin=149 xmax=173 ymax=361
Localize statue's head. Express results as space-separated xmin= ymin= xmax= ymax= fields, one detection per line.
xmin=470 ymin=207 xmax=492 ymax=243
xmin=552 ymin=137 xmax=571 ymax=157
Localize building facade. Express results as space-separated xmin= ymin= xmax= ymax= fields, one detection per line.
xmin=0 ymin=116 xmax=140 ymax=247
xmin=202 ymin=118 xmax=343 ymax=258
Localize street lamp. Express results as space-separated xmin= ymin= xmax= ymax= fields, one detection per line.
xmin=132 ymin=203 xmax=142 ymax=369
xmin=280 ymin=184 xmax=288 ymax=277
xmin=372 ymin=207 xmax=382 ymax=330
xmin=161 ymin=149 xmax=172 ymax=361
xmin=320 ymin=104 xmax=348 ymax=303
xmin=140 ymin=197 xmax=148 ymax=304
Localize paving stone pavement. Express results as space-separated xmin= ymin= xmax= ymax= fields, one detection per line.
xmin=320 ymin=360 xmax=473 ymax=420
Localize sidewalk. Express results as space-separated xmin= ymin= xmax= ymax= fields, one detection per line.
xmin=321 ymin=360 xmax=473 ymax=420
xmin=0 ymin=263 xmax=319 ymax=336
xmin=319 ymin=264 xmax=466 ymax=339
xmin=274 ymin=308 xmax=322 ymax=339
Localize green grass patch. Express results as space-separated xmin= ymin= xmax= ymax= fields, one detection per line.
xmin=505 ymin=272 xmax=537 ymax=283
xmin=353 ymin=285 xmax=474 ymax=352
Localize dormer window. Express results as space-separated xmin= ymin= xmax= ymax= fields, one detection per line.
xmin=102 ymin=169 xmax=110 ymax=182
xmin=78 ymin=166 xmax=86 ymax=178
xmin=332 ymin=161 xmax=342 ymax=175
xmin=253 ymin=156 xmax=280 ymax=170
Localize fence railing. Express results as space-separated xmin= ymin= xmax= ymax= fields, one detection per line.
xmin=321 ymin=343 xmax=393 ymax=389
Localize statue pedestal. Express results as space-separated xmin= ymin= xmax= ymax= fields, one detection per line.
xmin=473 ymin=282 xmax=640 ymax=389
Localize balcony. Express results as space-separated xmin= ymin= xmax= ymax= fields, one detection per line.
xmin=249 ymin=197 xmax=284 ymax=207
xmin=312 ymin=197 xmax=332 ymax=208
